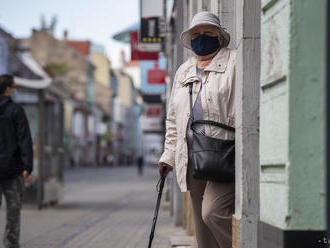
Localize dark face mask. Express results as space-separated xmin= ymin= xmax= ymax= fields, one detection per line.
xmin=190 ymin=34 xmax=220 ymax=56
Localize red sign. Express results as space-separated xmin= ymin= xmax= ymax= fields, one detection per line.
xmin=130 ymin=32 xmax=159 ymax=61
xmin=147 ymin=62 xmax=165 ymax=84
xmin=145 ymin=105 xmax=163 ymax=117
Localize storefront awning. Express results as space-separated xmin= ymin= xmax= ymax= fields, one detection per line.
xmin=112 ymin=23 xmax=139 ymax=43
xmin=15 ymin=53 xmax=52 ymax=89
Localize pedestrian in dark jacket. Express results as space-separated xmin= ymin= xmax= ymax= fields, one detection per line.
xmin=0 ymin=74 xmax=33 ymax=248
xmin=137 ymin=155 xmax=144 ymax=176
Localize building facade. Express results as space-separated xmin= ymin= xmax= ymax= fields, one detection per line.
xmin=112 ymin=69 xmax=140 ymax=165
xmin=259 ymin=0 xmax=326 ymax=247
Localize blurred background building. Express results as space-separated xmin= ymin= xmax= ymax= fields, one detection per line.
xmin=0 ymin=16 xmax=139 ymax=208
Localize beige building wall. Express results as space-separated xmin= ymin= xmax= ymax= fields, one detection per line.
xmin=90 ymin=52 xmax=110 ymax=88
xmin=90 ymin=52 xmax=112 ymax=115
xmin=94 ymin=82 xmax=112 ymax=114
xmin=22 ymin=29 xmax=89 ymax=102
xmin=64 ymin=100 xmax=74 ymax=133
xmin=114 ymin=70 xmax=132 ymax=108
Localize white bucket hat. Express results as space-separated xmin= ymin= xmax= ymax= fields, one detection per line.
xmin=180 ymin=11 xmax=230 ymax=50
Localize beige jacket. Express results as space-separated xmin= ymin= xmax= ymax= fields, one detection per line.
xmin=159 ymin=48 xmax=236 ymax=192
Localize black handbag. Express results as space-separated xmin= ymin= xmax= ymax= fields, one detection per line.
xmin=187 ymin=83 xmax=235 ymax=182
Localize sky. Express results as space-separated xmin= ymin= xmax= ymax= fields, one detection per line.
xmin=0 ymin=0 xmax=139 ymax=68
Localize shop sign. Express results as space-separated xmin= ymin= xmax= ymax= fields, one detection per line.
xmin=147 ymin=62 xmax=165 ymax=84
xmin=130 ymin=31 xmax=159 ymax=60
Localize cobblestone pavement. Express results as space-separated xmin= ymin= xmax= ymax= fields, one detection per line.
xmin=0 ymin=166 xmax=186 ymax=248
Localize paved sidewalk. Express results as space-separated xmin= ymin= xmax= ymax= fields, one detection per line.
xmin=0 ymin=166 xmax=187 ymax=248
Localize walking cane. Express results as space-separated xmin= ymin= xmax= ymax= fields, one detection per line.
xmin=148 ymin=166 xmax=167 ymax=248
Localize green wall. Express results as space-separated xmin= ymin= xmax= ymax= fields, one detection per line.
xmin=260 ymin=0 xmax=290 ymax=229
xmin=260 ymin=0 xmax=326 ymax=230
xmin=288 ymin=0 xmax=326 ymax=229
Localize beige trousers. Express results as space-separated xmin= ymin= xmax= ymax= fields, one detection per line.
xmin=187 ymin=166 xmax=235 ymax=248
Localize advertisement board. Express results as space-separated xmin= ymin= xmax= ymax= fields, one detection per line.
xmin=147 ymin=62 xmax=165 ymax=84
xmin=140 ymin=17 xmax=163 ymax=43
xmin=141 ymin=104 xmax=163 ymax=132
xmin=140 ymin=56 xmax=166 ymax=93
xmin=130 ymin=31 xmax=159 ymax=61
xmin=145 ymin=104 xmax=163 ymax=117
xmin=140 ymin=0 xmax=164 ymax=49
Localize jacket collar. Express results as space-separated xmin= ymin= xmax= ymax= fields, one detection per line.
xmin=180 ymin=48 xmax=230 ymax=86
xmin=0 ymin=96 xmax=12 ymax=113
xmin=0 ymin=96 xmax=11 ymax=106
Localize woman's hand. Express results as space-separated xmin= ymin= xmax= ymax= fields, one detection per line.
xmin=158 ymin=162 xmax=173 ymax=177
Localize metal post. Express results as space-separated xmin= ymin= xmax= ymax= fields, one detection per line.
xmin=37 ymin=90 xmax=45 ymax=209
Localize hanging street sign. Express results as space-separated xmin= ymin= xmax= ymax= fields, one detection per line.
xmin=147 ymin=62 xmax=165 ymax=84
xmin=130 ymin=31 xmax=159 ymax=61
xmin=140 ymin=0 xmax=164 ymax=51
xmin=140 ymin=17 xmax=163 ymax=44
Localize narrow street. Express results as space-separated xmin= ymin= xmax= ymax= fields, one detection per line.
xmin=0 ymin=166 xmax=185 ymax=248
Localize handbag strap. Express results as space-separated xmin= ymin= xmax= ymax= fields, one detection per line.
xmin=189 ymin=83 xmax=194 ymax=120
xmin=188 ymin=83 xmax=235 ymax=133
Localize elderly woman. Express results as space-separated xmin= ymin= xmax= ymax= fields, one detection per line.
xmin=158 ymin=11 xmax=236 ymax=248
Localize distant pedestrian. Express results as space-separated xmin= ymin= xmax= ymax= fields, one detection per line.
xmin=0 ymin=74 xmax=33 ymax=248
xmin=137 ymin=155 xmax=144 ymax=175
xmin=158 ymin=12 xmax=235 ymax=248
